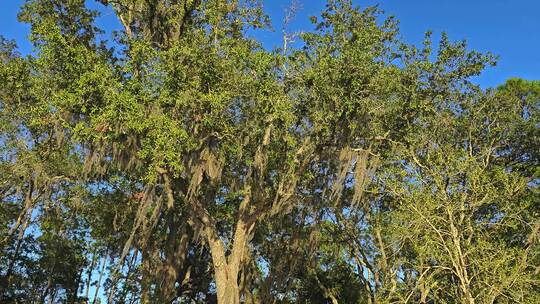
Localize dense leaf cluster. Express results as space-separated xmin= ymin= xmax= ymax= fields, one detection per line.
xmin=0 ymin=1 xmax=538 ymax=303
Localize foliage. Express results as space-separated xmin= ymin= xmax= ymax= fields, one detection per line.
xmin=0 ymin=1 xmax=538 ymax=303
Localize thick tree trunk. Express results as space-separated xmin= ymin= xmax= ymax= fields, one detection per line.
xmin=206 ymin=224 xmax=241 ymax=304
xmin=158 ymin=220 xmax=189 ymax=302
xmin=199 ymin=197 xmax=255 ymax=304
xmin=218 ymin=279 xmax=241 ymax=304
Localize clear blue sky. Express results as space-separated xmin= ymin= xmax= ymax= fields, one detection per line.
xmin=1 ymin=0 xmax=539 ymax=88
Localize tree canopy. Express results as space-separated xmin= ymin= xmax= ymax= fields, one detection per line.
xmin=0 ymin=0 xmax=538 ymax=303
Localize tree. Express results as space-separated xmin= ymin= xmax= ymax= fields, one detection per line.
xmin=0 ymin=0 xmax=538 ymax=303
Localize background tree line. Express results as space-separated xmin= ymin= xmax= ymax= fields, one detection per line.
xmin=0 ymin=0 xmax=538 ymax=303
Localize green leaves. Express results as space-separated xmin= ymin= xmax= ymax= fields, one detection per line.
xmin=1 ymin=1 xmax=538 ymax=303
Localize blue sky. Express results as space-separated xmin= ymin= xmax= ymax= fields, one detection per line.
xmin=1 ymin=0 xmax=539 ymax=88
